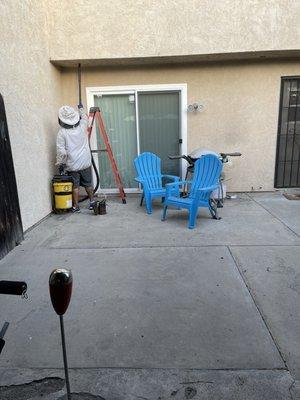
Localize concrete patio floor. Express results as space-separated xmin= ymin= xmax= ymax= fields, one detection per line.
xmin=0 ymin=192 xmax=299 ymax=399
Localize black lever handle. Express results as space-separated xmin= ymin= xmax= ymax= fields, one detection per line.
xmin=49 ymin=269 xmax=73 ymax=315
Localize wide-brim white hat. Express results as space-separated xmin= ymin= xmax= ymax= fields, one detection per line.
xmin=58 ymin=105 xmax=80 ymax=126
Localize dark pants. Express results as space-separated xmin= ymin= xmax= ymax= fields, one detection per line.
xmin=68 ymin=167 xmax=92 ymax=188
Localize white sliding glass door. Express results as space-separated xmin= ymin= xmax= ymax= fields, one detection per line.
xmin=94 ymin=94 xmax=138 ymax=189
xmin=138 ymin=92 xmax=180 ymax=177
xmin=88 ymin=84 xmax=186 ymax=192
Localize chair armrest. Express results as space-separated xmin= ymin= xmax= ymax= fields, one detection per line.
xmin=135 ymin=177 xmax=145 ymax=183
xmin=136 ymin=175 xmax=166 ymax=181
xmin=165 ymin=180 xmax=192 ymax=197
xmin=196 ymin=184 xmax=219 ymax=192
xmin=195 ymin=184 xmax=219 ymax=201
xmin=135 ymin=177 xmax=150 ymax=191
xmin=162 ymin=174 xmax=180 ymax=181
xmin=165 ymin=180 xmax=191 ymax=188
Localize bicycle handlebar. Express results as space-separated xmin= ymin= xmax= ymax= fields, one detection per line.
xmin=0 ymin=281 xmax=27 ymax=296
xmin=220 ymin=152 xmax=242 ymax=157
xmin=0 ymin=280 xmax=28 ymax=356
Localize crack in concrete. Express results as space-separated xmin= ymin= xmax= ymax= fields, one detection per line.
xmin=179 ymin=380 xmax=213 ymax=385
xmin=246 ymin=193 xmax=300 ymax=239
xmin=288 ymin=379 xmax=296 ymax=400
xmin=48 ymin=243 xmax=300 ymax=250
xmin=58 ymin=393 xmax=105 ymax=400
xmin=0 ymin=366 xmax=288 ymax=372
xmin=227 ymin=245 xmax=289 ymax=371
xmin=15 ymin=309 xmax=36 ymax=326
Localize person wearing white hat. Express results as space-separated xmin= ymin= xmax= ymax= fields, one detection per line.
xmin=56 ymin=105 xmax=94 ymax=212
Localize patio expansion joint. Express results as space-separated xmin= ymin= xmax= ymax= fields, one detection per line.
xmin=47 ymin=244 xmax=300 ymax=251
xmin=246 ymin=193 xmax=300 ymax=238
xmin=226 ymin=245 xmax=289 ymax=372
xmin=0 ymin=366 xmax=289 ymax=372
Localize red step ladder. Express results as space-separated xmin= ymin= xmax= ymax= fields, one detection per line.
xmin=87 ymin=107 xmax=126 ymax=204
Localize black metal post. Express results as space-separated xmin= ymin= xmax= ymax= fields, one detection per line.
xmin=59 ymin=315 xmax=71 ymax=400
xmin=78 ymin=63 xmax=82 ymax=106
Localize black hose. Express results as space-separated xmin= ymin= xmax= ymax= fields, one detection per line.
xmin=78 ymin=63 xmax=82 ymax=106
xmin=88 ymin=111 xmax=99 ymax=194
xmin=78 ymin=149 xmax=100 ymax=203
xmin=77 ymin=63 xmax=100 ymax=202
xmin=78 ymin=117 xmax=100 ymax=202
xmin=92 ymin=155 xmax=100 ymax=193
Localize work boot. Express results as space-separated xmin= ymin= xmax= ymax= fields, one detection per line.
xmin=89 ymin=201 xmax=96 ymax=210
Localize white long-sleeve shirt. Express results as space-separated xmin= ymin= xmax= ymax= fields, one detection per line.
xmin=56 ymin=109 xmax=91 ymax=172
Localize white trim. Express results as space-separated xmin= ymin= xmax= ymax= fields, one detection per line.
xmin=93 ymin=90 xmax=135 ymax=96
xmin=86 ymin=84 xmax=188 ymax=193
xmin=179 ymin=85 xmax=188 ymax=179
xmin=135 ymin=90 xmax=142 ymax=191
xmin=101 ymin=188 xmax=141 ymax=194
xmin=135 ymin=90 xmax=141 ymax=156
xmin=87 ymin=84 xmax=187 ymax=94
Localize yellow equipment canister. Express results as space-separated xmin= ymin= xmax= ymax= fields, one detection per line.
xmin=52 ymin=175 xmax=73 ymax=211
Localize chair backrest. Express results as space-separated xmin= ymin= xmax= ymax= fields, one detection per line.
xmin=134 ymin=152 xmax=163 ymax=189
xmin=189 ymin=154 xmax=223 ymax=199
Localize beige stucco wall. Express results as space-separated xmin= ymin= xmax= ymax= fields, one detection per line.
xmin=1 ymin=1 xmax=299 ymax=230
xmin=60 ymin=60 xmax=300 ymax=192
xmin=0 ymin=1 xmax=61 ymax=231
xmin=50 ymin=0 xmax=300 ymax=63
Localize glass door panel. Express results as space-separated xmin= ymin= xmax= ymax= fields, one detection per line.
xmin=94 ymin=94 xmax=138 ymax=189
xmin=138 ymin=92 xmax=180 ymax=176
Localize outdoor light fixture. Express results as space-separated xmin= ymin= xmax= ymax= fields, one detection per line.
xmin=187 ymin=103 xmax=204 ymax=113
xmin=128 ymin=95 xmax=135 ymax=103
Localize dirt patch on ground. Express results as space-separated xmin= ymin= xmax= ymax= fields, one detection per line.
xmin=0 ymin=377 xmax=64 ymax=399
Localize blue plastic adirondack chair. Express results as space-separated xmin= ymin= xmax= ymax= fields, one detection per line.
xmin=161 ymin=154 xmax=223 ymax=229
xmin=134 ymin=152 xmax=180 ymax=214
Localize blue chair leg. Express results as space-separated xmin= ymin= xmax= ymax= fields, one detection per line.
xmin=208 ymin=199 xmax=220 ymax=220
xmin=140 ymin=192 xmax=144 ymax=206
xmin=145 ymin=194 xmax=152 ymax=214
xmin=188 ymin=206 xmax=198 ymax=229
xmin=161 ymin=205 xmax=168 ymax=221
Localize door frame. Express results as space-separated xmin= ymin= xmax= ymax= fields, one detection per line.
xmin=274 ymin=75 xmax=300 ymax=188
xmin=86 ymin=84 xmax=188 ymax=193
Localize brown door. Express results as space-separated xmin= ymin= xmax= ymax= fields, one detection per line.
xmin=0 ymin=94 xmax=23 ymax=259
